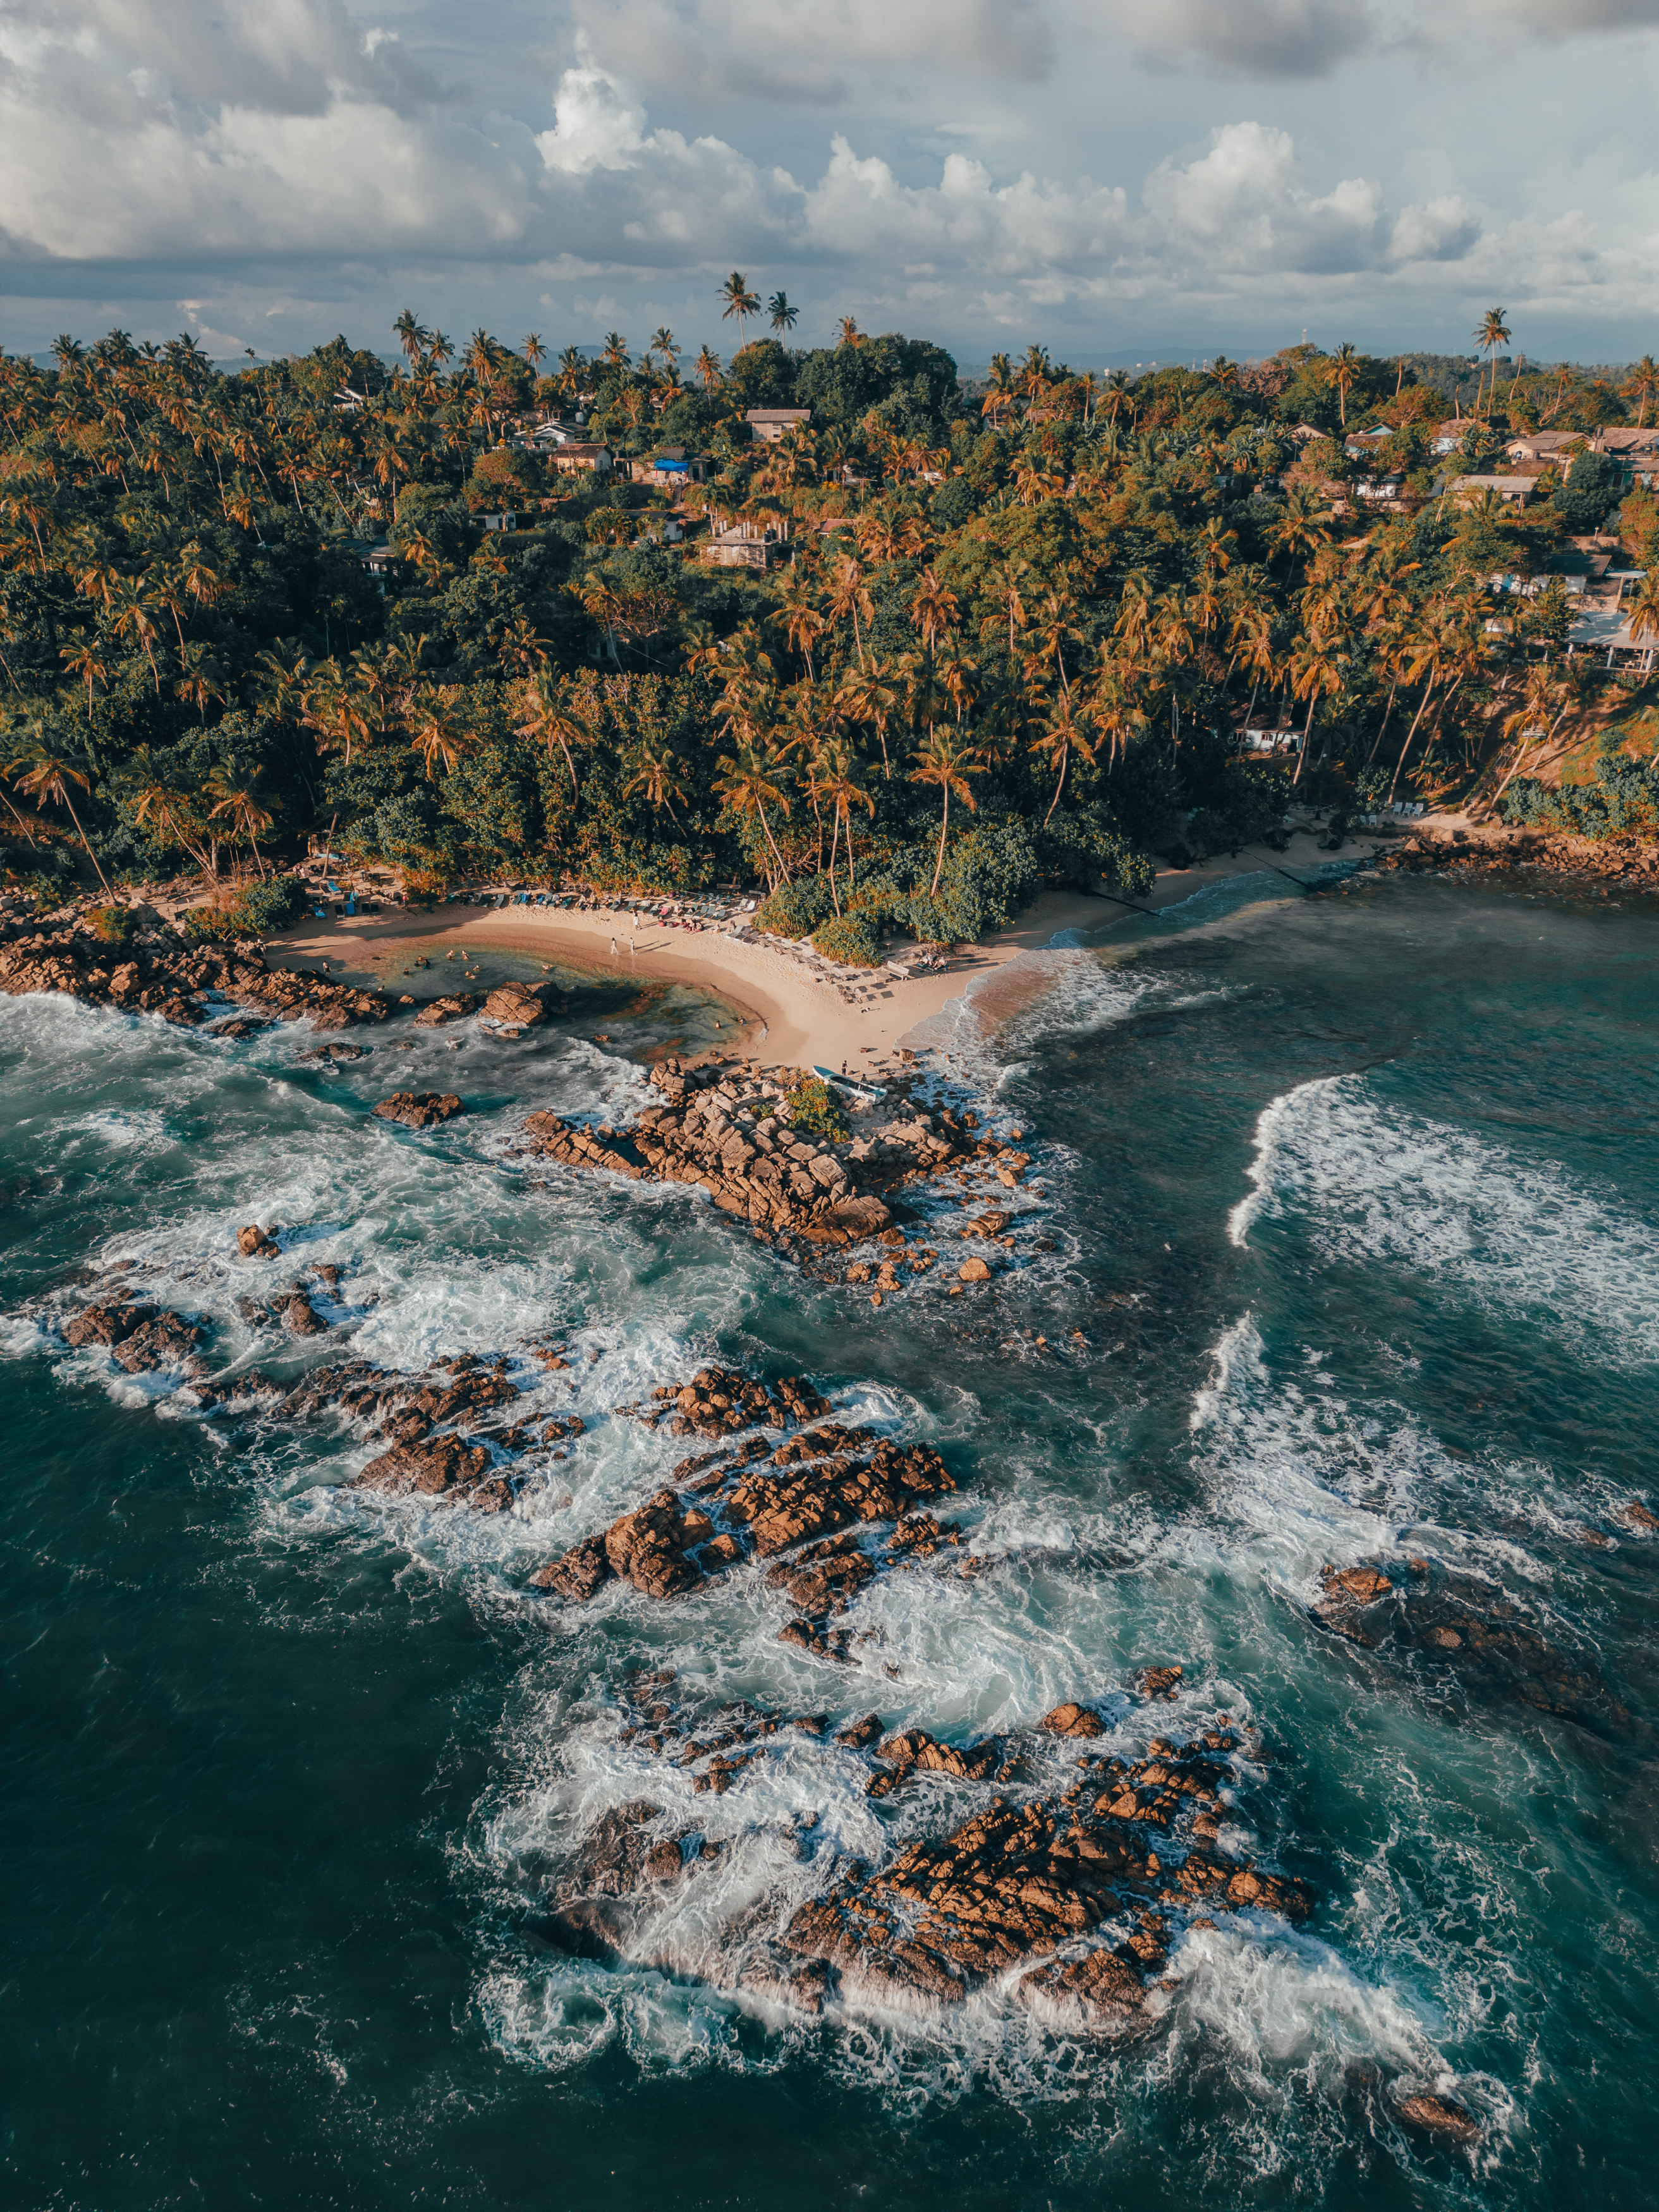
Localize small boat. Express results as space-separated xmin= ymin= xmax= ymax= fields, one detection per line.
xmin=813 ymin=1063 xmax=886 ymax=1102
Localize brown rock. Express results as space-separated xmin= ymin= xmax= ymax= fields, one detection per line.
xmin=413 ymin=994 xmax=478 ymax=1028
xmin=284 ymin=1292 xmax=327 ymax=1336
xmin=957 ymin=1256 xmax=993 ymax=1283
xmin=1040 ymin=1702 xmax=1105 ymax=1740
xmin=372 ymin=1091 xmax=463 ymax=1129
xmin=237 ymin=1224 xmax=279 ymax=1258
xmin=1395 ymin=2093 xmax=1480 ymax=2143
xmin=531 ymin=1533 xmax=614 ymax=1600
xmin=353 ymin=1431 xmax=496 ymax=1504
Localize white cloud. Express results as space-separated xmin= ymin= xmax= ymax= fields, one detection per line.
xmin=1 ymin=3 xmax=1656 ymax=355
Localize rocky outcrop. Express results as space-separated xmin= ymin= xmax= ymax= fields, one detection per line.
xmin=63 ymin=1296 xmax=209 ymax=1374
xmin=544 ymin=1678 xmax=1312 ymax=2028
xmin=353 ymin=1430 xmax=511 ymax=1512
xmin=237 ymin=1224 xmax=280 ymax=1258
xmin=482 ymin=981 xmax=550 ymax=1027
xmin=531 ymin=1368 xmax=957 ymax=1632
xmin=371 ymin=1091 xmax=463 ymax=1129
xmin=0 ymin=922 xmax=387 ymax=1029
xmin=518 ymin=1055 xmax=1022 ymax=1248
xmin=1394 ymin=2092 xmax=1481 ymax=2143
xmin=413 ymin=994 xmax=478 ymax=1028
xmin=1313 ymin=1558 xmax=1627 ymax=1730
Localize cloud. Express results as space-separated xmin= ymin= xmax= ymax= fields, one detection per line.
xmin=566 ymin=0 xmax=1052 ymax=102
xmin=0 ymin=8 xmax=1655 ymax=355
xmin=1105 ymin=0 xmax=1375 ymax=78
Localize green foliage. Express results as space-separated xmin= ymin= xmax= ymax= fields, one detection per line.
xmin=784 ymin=1076 xmax=849 ymax=1141
xmin=757 ymin=876 xmax=834 ymax=937
xmin=1553 ymin=452 xmax=1624 ymax=535
xmin=87 ymin=904 xmax=133 ymax=944
xmin=1498 ymin=727 xmax=1658 ymax=836
xmin=231 ymin=875 xmax=307 ymax=933
xmin=811 ymin=911 xmax=883 ymax=965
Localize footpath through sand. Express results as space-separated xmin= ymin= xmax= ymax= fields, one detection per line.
xmin=265 ymin=829 xmax=1382 ymax=1071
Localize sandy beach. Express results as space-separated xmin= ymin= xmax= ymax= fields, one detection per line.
xmin=264 ymin=827 xmax=1383 ymax=1069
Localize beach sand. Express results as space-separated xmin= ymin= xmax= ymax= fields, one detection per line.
xmin=264 ymin=829 xmax=1380 ymax=1070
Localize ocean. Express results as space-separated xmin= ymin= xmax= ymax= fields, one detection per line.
xmin=3 ymin=866 xmax=1656 ymax=2209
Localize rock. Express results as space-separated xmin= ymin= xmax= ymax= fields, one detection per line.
xmin=372 ymin=1091 xmax=463 ymax=1129
xmin=531 ymin=1534 xmax=614 ymax=1600
xmin=413 ymin=994 xmax=478 ymax=1027
xmin=353 ymin=1430 xmax=502 ymax=1508
xmin=1395 ymin=2093 xmax=1480 ymax=2143
xmin=957 ymin=1256 xmax=993 ymax=1283
xmin=834 ymin=1713 xmax=884 ymax=1748
xmin=63 ymin=1299 xmax=153 ymax=1349
xmin=1617 ymin=1500 xmax=1659 ymax=1534
xmin=237 ymin=1224 xmax=279 ymax=1258
xmin=284 ymin=1292 xmax=327 ymax=1336
xmin=604 ymin=1489 xmax=707 ymax=1600
xmin=483 ymin=981 xmax=549 ymax=1027
xmin=1138 ymin=1665 xmax=1184 ymax=1699
xmin=1040 ymin=1702 xmax=1105 ymax=1740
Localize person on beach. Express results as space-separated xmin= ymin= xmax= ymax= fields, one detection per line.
xmin=610 ymin=936 xmax=618 ymax=959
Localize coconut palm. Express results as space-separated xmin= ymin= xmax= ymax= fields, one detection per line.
xmin=908 ymin=730 xmax=985 ymax=896
xmin=523 ymin=332 xmax=546 ymax=370
xmin=812 ymin=735 xmax=874 ymax=911
xmin=767 ymin=291 xmax=799 ymax=341
xmin=910 ymin=567 xmax=959 ymax=655
xmin=204 ymin=764 xmax=274 ymax=878
xmin=825 ymin=555 xmax=874 ymax=676
xmin=837 ymin=659 xmax=897 ymax=782
xmin=410 ymin=698 xmax=468 ymax=781
xmin=695 ymin=346 xmax=724 ymax=392
xmin=624 ymin=741 xmax=690 ymax=831
xmin=719 ymin=273 xmax=761 ymax=337
xmin=514 ymin=668 xmax=593 ymax=796
xmin=1622 ymin=355 xmax=1659 ymax=429
xmin=1325 ymin=342 xmax=1360 ymax=430
xmin=837 ymin=317 xmax=864 ymax=349
xmin=713 ymin=741 xmax=791 ymax=889
xmin=601 ymin=331 xmax=631 ymax=372
xmin=1473 ymin=308 xmax=1512 ymax=415
xmin=6 ymin=734 xmax=113 ymax=892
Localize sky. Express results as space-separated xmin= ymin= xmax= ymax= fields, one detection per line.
xmin=2 ymin=0 xmax=1657 ymax=368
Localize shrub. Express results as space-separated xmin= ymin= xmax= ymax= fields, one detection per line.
xmin=231 ymin=876 xmax=307 ymax=934
xmin=756 ymin=875 xmax=834 ymax=937
xmin=784 ymin=1076 xmax=849 ymax=1141
xmin=87 ymin=904 xmax=133 ymax=944
xmin=811 ymin=911 xmax=883 ymax=965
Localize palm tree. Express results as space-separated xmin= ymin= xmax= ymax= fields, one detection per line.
xmin=1473 ymin=308 xmax=1512 ymax=415
xmin=6 ymin=735 xmax=113 ymax=893
xmin=514 ymin=669 xmax=593 ymax=794
xmin=908 ymin=731 xmax=985 ymax=896
xmin=624 ymin=741 xmax=690 ymax=831
xmin=648 ymin=327 xmax=680 ymax=374
xmin=713 ymin=743 xmax=791 ymax=888
xmin=812 ymin=736 xmax=873 ymax=910
xmin=601 ymin=331 xmax=631 ymax=372
xmin=695 ymin=346 xmax=724 ymax=392
xmin=410 ymin=700 xmax=467 ymax=781
xmin=1622 ymin=355 xmax=1659 ymax=429
xmin=205 ymin=764 xmax=274 ymax=878
xmin=837 ymin=316 xmax=865 ymax=349
xmin=523 ymin=332 xmax=546 ymax=371
xmin=59 ymin=639 xmax=108 ymax=720
xmin=1287 ymin=630 xmax=1344 ymax=785
xmin=1325 ymin=341 xmax=1360 ymax=430
xmin=910 ymin=567 xmax=959 ymax=654
xmin=719 ymin=272 xmax=761 ymax=337
xmin=767 ymin=291 xmax=799 ymax=341
xmin=825 ymin=555 xmax=874 ymax=675
xmin=837 ymin=658 xmax=897 ymax=779
xmin=392 ymin=311 xmax=432 ymax=365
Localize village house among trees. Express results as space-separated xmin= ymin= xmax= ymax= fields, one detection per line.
xmin=2 ymin=295 xmax=1658 ymax=944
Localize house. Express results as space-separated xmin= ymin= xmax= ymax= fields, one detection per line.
xmin=478 ymin=511 xmax=518 ymax=533
xmin=1504 ymin=430 xmax=1580 ymax=465
xmin=1355 ymin=471 xmax=1406 ymax=503
xmin=700 ymin=518 xmax=793 ymax=569
xmin=640 ymin=446 xmax=712 ymax=488
xmin=1288 ymin=422 xmax=1329 ymax=444
xmin=1432 ymin=419 xmax=1474 ymax=456
xmin=745 ymin=408 xmax=811 ymax=443
xmin=549 ymin=442 xmax=612 ymax=477
xmin=1589 ymin=426 xmax=1659 ymax=456
xmin=1449 ymin=474 xmax=1534 ymax=506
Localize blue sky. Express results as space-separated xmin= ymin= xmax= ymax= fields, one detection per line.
xmin=3 ymin=0 xmax=1656 ymax=365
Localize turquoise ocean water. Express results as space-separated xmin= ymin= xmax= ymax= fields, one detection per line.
xmin=3 ymin=870 xmax=1656 ymax=2208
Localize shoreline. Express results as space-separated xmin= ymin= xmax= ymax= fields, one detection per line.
xmin=265 ymin=830 xmax=1382 ymax=1071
